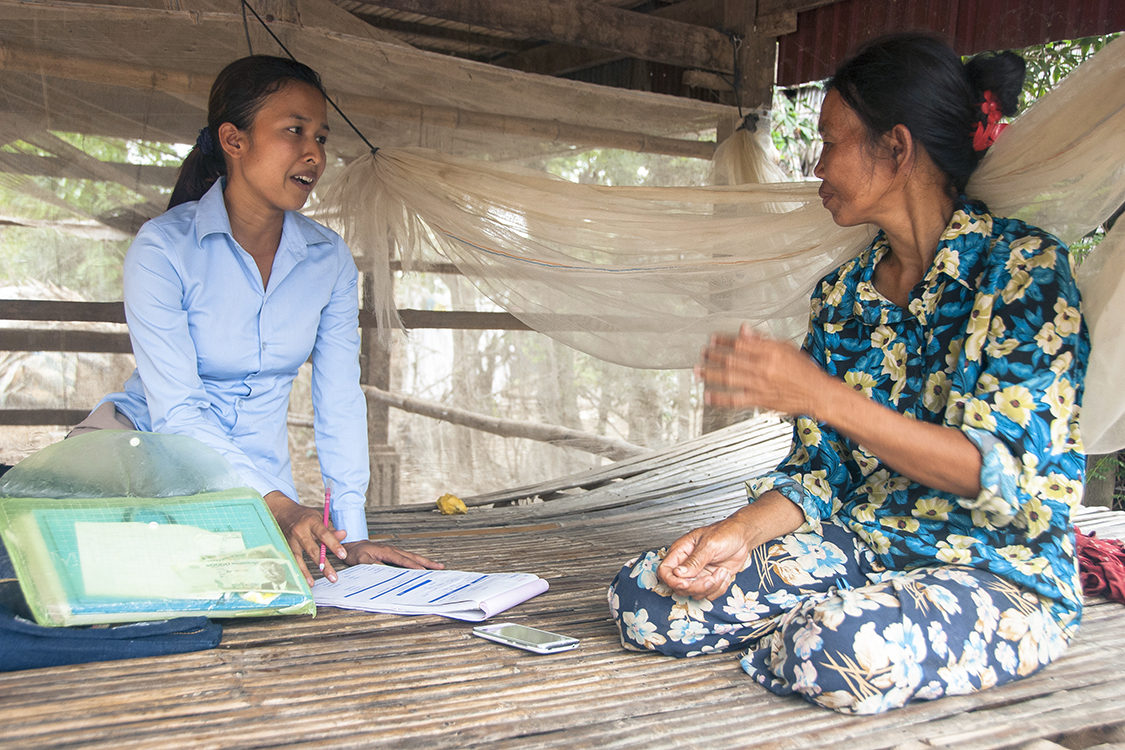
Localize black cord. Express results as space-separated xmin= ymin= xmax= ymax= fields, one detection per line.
xmin=241 ymin=1 xmax=253 ymax=55
xmin=728 ymin=32 xmax=744 ymax=121
xmin=240 ymin=0 xmax=379 ymax=155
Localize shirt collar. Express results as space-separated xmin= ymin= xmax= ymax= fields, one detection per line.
xmin=193 ymin=178 xmax=336 ymax=261
xmin=821 ymin=197 xmax=995 ymax=325
xmin=923 ymin=197 xmax=994 ymax=290
xmin=194 ymin=178 xmax=234 ymax=244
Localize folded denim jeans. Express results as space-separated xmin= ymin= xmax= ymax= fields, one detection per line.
xmin=0 ymin=542 xmax=222 ymax=671
xmin=0 ymin=600 xmax=222 ymax=671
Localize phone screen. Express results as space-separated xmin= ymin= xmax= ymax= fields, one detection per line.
xmin=472 ymin=622 xmax=579 ymax=653
xmin=489 ymin=624 xmax=566 ymax=645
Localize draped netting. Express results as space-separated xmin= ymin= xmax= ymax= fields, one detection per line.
xmin=315 ymin=130 xmax=855 ymax=365
xmin=315 ymin=36 xmax=1125 ymax=453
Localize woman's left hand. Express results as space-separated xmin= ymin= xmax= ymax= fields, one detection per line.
xmin=341 ymin=540 xmax=444 ymax=571
xmin=697 ymin=324 xmax=833 ymax=417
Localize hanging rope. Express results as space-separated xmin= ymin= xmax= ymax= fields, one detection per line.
xmin=239 ymin=0 xmax=379 ymax=155
xmin=240 ymin=0 xmax=253 ymax=56
xmin=724 ymin=32 xmax=760 ymax=132
xmin=728 ymin=31 xmax=744 ymax=121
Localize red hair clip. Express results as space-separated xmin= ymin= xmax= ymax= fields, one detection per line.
xmin=973 ymin=90 xmax=1008 ymax=152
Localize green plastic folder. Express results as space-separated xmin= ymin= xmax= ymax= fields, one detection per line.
xmin=0 ymin=432 xmax=314 ymax=626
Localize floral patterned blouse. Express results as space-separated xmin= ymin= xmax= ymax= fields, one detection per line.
xmin=749 ymin=198 xmax=1090 ymax=637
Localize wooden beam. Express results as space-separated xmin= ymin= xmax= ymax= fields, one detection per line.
xmin=0 ymin=152 xmax=178 ymax=186
xmin=0 ymin=300 xmax=126 ymax=323
xmin=13 ymin=120 xmax=178 ymax=215
xmin=758 ymin=0 xmax=840 ymax=15
xmin=360 ymin=273 xmax=396 ymax=505
xmin=348 ymin=12 xmax=528 ymax=55
xmin=758 ymin=0 xmax=841 ymax=35
xmin=0 ymin=329 xmax=133 ymax=353
xmin=489 ymin=0 xmax=813 ymax=111
xmin=722 ymin=0 xmax=776 ymax=111
xmin=757 ymin=11 xmax=798 ymax=37
xmin=390 ymin=309 xmax=530 ymax=331
xmin=0 ymin=409 xmax=90 ymax=426
xmin=388 ymin=309 xmax=703 ymax=332
xmin=390 ymin=259 xmax=461 ymax=275
xmin=362 ymin=384 xmax=646 ymax=460
xmin=0 ymin=301 xmax=704 ymax=334
xmin=445 ymin=0 xmax=836 ymax=77
xmin=0 ymin=44 xmax=716 ymax=160
xmin=500 ymin=0 xmax=724 ymax=76
xmin=333 ymin=91 xmax=715 ymax=159
xmin=682 ymin=69 xmax=729 ymax=91
xmin=0 ymin=216 xmax=132 ymax=241
xmin=0 ymin=408 xmax=326 ymax=428
xmin=498 ymin=42 xmax=620 ymax=77
xmin=0 ymin=169 xmax=129 ymax=233
xmin=351 ymin=0 xmax=734 ymax=73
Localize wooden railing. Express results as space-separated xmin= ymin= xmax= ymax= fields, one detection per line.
xmin=0 ymin=296 xmax=535 ymax=505
xmin=0 ymin=298 xmax=531 ymax=427
xmin=0 ymin=295 xmax=671 ymax=505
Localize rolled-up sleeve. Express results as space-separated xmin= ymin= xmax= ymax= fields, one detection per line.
xmin=310 ymin=243 xmax=370 ymax=542
xmin=952 ymin=238 xmax=1088 ymax=533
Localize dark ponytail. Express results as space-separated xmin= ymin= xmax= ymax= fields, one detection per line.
xmin=167 ymin=55 xmax=325 ymax=209
xmin=827 ymin=33 xmax=1026 ymax=194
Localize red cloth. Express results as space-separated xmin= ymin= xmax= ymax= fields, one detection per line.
xmin=1075 ymin=526 xmax=1125 ymax=603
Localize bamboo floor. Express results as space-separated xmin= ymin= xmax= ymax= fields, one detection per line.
xmin=1 ymin=416 xmax=1123 ymax=749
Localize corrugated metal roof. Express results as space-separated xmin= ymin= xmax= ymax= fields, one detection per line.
xmin=778 ymin=0 xmax=1125 ymax=86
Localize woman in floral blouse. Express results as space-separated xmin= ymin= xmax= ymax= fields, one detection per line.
xmin=608 ymin=33 xmax=1089 ymax=714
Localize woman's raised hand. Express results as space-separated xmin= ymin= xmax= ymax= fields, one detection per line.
xmin=696 ymin=324 xmax=832 ymax=418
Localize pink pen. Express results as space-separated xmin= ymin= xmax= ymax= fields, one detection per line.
xmin=318 ymin=486 xmax=331 ymax=571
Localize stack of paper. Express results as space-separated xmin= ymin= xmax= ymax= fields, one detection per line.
xmin=313 ymin=564 xmax=548 ymax=621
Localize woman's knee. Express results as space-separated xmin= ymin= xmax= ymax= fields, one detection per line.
xmin=608 ymin=549 xmax=681 ymax=654
xmin=738 ymin=587 xmax=926 ymax=713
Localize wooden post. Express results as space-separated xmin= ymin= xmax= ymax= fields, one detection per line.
xmin=701 ymin=114 xmax=758 ymax=435
xmin=721 ymin=0 xmax=778 ymax=111
xmin=698 ymin=1 xmax=781 ymax=436
xmin=360 ymin=273 xmax=400 ymax=506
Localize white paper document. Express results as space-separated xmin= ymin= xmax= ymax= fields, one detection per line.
xmin=75 ymin=521 xmax=304 ymax=601
xmin=312 ymin=564 xmax=549 ymax=621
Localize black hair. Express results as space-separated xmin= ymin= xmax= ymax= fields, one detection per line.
xmin=167 ymin=55 xmax=326 ymax=209
xmin=827 ymin=33 xmax=1025 ymax=194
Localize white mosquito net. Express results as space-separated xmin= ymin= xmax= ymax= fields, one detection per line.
xmin=316 ymin=36 xmax=1125 ymax=453
xmin=0 ymin=0 xmax=1121 ymax=508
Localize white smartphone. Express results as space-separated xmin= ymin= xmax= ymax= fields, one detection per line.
xmin=472 ymin=622 xmax=579 ymax=654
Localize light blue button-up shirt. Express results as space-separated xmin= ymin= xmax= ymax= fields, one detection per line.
xmin=103 ymin=179 xmax=370 ymax=542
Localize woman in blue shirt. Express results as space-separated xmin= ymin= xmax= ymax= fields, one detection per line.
xmin=609 ymin=34 xmax=1089 ymax=714
xmin=79 ymin=56 xmax=440 ymax=584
